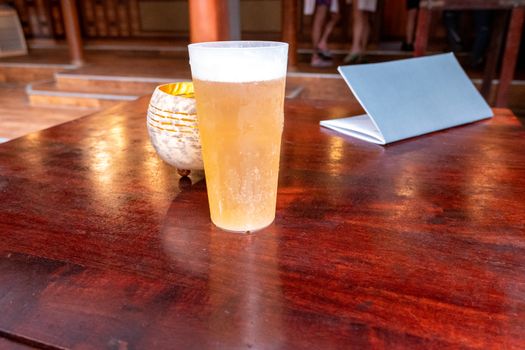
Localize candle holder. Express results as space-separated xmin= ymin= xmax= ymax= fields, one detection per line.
xmin=147 ymin=82 xmax=203 ymax=176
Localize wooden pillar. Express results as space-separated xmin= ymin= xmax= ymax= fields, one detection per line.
xmin=189 ymin=0 xmax=230 ymax=43
xmin=414 ymin=6 xmax=431 ymax=57
xmin=60 ymin=0 xmax=83 ymax=66
xmin=281 ymin=0 xmax=298 ymax=67
xmin=496 ymin=7 xmax=525 ymax=108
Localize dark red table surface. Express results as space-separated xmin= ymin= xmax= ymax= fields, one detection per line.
xmin=0 ymin=97 xmax=524 ymax=349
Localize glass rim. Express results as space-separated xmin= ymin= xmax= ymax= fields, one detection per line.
xmin=188 ymin=40 xmax=288 ymax=50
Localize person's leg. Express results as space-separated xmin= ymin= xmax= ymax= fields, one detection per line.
xmin=343 ymin=2 xmax=365 ymax=63
xmin=312 ymin=4 xmax=328 ymax=51
xmin=318 ymin=10 xmax=340 ymax=51
xmin=344 ymin=1 xmax=365 ymax=63
xmin=311 ymin=3 xmax=331 ymax=66
xmin=351 ymin=2 xmax=365 ymax=54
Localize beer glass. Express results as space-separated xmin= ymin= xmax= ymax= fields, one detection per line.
xmin=188 ymin=41 xmax=288 ymax=233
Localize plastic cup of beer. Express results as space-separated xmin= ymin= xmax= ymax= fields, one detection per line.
xmin=188 ymin=41 xmax=288 ymax=233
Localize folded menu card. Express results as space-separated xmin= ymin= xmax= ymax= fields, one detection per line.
xmin=320 ymin=53 xmax=493 ymax=144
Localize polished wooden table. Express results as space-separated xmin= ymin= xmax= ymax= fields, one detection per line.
xmin=0 ymin=97 xmax=524 ymax=349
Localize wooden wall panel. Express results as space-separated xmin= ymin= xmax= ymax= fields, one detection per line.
xmin=50 ymin=0 xmax=64 ymax=36
xmin=382 ymin=0 xmax=447 ymax=41
xmin=382 ymin=0 xmax=407 ymax=39
xmin=129 ymin=0 xmax=141 ymax=35
xmin=94 ymin=0 xmax=108 ymax=36
xmin=7 ymin=0 xmax=449 ymax=43
xmin=117 ymin=1 xmax=131 ymax=36
xmin=7 ymin=0 xmax=65 ymax=39
xmin=81 ymin=0 xmax=97 ymax=37
xmin=78 ymin=0 xmax=134 ymax=38
xmin=35 ymin=0 xmax=50 ymax=36
xmin=13 ymin=0 xmax=29 ymax=36
xmin=138 ymin=1 xmax=189 ymax=34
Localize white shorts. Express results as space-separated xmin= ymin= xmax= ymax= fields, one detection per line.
xmin=304 ymin=0 xmax=340 ymax=15
xmin=357 ymin=0 xmax=377 ymax=12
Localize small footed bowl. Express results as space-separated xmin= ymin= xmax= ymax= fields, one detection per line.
xmin=147 ymin=82 xmax=203 ymax=175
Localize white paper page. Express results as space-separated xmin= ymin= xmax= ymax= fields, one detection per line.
xmin=320 ymin=115 xmax=385 ymax=144
xmin=320 ymin=53 xmax=493 ymax=145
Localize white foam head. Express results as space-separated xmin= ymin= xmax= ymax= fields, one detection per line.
xmin=188 ymin=41 xmax=288 ymax=83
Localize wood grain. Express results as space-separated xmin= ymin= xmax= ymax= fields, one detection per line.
xmin=0 ymin=97 xmax=524 ymax=349
xmin=0 ymin=337 xmax=37 ymax=350
xmin=0 ymin=83 xmax=96 ymax=140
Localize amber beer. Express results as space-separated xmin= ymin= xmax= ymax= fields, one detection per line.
xmin=188 ymin=41 xmax=288 ymax=233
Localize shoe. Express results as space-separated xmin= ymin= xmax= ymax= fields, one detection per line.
xmin=343 ymin=53 xmax=363 ymax=65
xmin=401 ymin=41 xmax=414 ymax=51
xmin=311 ymin=56 xmax=332 ymax=67
xmin=317 ymin=48 xmax=333 ymax=60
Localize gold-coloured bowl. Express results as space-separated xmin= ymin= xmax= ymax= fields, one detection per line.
xmin=147 ymin=82 xmax=203 ymax=175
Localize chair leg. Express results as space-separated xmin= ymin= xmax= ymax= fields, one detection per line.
xmin=480 ymin=11 xmax=508 ymax=103
xmin=495 ymin=7 xmax=524 ymax=108
xmin=414 ymin=7 xmax=431 ymax=57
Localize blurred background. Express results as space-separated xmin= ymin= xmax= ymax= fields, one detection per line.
xmin=0 ymin=0 xmax=523 ymax=142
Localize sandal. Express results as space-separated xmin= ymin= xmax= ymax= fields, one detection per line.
xmin=311 ymin=56 xmax=332 ymax=68
xmin=317 ymin=48 xmax=333 ymax=60
xmin=343 ymin=53 xmax=364 ymax=65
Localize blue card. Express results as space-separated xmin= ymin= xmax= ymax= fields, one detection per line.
xmin=320 ymin=53 xmax=493 ymax=144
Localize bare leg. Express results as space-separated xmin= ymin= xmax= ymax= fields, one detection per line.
xmin=311 ymin=4 xmax=333 ymax=66
xmin=361 ymin=11 xmax=370 ymax=50
xmin=351 ymin=4 xmax=365 ymax=55
xmin=318 ymin=11 xmax=340 ymax=51
xmin=312 ymin=5 xmax=328 ymax=55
